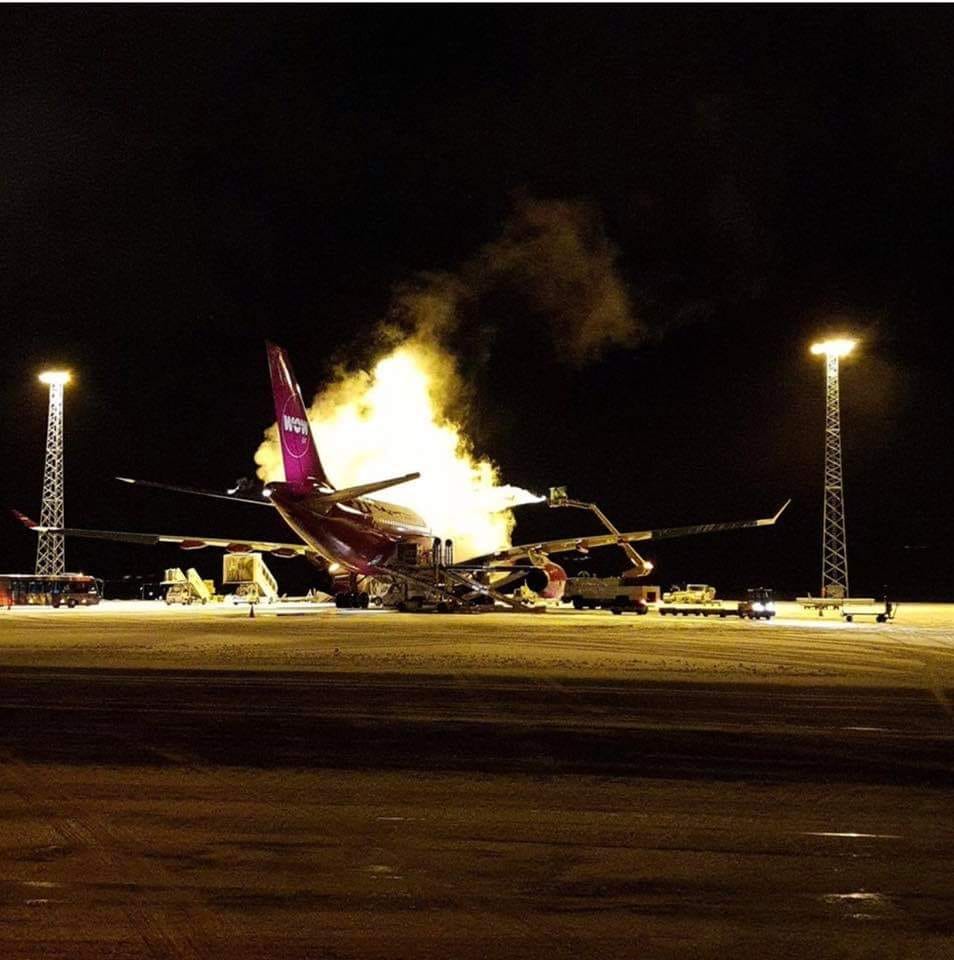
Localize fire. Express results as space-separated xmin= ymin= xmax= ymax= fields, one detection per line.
xmin=254 ymin=341 xmax=543 ymax=559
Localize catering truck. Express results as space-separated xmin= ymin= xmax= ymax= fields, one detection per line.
xmin=163 ymin=568 xmax=214 ymax=605
xmin=222 ymin=553 xmax=278 ymax=605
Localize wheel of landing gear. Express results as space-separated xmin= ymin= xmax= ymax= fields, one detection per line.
xmin=358 ymin=592 xmax=369 ymax=609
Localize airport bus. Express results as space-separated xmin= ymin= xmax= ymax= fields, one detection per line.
xmin=0 ymin=573 xmax=103 ymax=608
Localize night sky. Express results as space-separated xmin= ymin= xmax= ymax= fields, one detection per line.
xmin=2 ymin=7 xmax=952 ymax=599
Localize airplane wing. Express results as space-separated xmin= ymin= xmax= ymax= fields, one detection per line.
xmin=116 ymin=477 xmax=274 ymax=506
xmin=12 ymin=511 xmax=312 ymax=558
xmin=462 ymin=500 xmax=791 ymax=566
xmin=116 ymin=473 xmax=421 ymax=507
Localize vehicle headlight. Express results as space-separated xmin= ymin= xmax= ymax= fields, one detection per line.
xmin=752 ymin=602 xmax=764 ymax=611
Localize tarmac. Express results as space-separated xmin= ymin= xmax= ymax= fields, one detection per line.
xmin=0 ymin=601 xmax=951 ymax=958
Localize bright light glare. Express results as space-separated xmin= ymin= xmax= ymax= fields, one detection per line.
xmin=255 ymin=344 xmax=544 ymax=559
xmin=810 ymin=338 xmax=857 ymax=358
xmin=38 ymin=370 xmax=71 ymax=385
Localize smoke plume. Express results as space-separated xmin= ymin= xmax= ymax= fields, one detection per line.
xmin=392 ymin=196 xmax=640 ymax=365
xmin=255 ymin=197 xmax=637 ymax=557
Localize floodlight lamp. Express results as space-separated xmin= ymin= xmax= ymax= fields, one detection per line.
xmin=38 ymin=370 xmax=71 ymax=386
xmin=810 ymin=338 xmax=856 ymax=358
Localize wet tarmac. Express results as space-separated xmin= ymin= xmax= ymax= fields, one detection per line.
xmin=0 ymin=604 xmax=951 ymax=957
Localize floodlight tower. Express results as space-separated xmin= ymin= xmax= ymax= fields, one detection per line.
xmin=35 ymin=370 xmax=71 ymax=576
xmin=809 ymin=339 xmax=856 ymax=598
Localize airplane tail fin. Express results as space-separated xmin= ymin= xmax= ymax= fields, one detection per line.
xmin=266 ymin=342 xmax=332 ymax=491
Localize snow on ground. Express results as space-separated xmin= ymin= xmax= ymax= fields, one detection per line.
xmin=0 ymin=600 xmax=951 ymax=689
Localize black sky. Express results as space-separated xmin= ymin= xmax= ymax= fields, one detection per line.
xmin=2 ymin=6 xmax=952 ymax=598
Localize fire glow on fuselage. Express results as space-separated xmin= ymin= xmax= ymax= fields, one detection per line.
xmin=256 ymin=344 xmax=543 ymax=561
xmin=265 ymin=481 xmax=432 ymax=575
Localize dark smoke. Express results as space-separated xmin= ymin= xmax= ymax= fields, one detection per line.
xmin=389 ymin=196 xmax=640 ymax=367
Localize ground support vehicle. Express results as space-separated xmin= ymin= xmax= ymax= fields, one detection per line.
xmin=563 ymin=575 xmax=656 ymax=614
xmin=797 ymin=595 xmax=875 ymax=616
xmin=0 ymin=574 xmax=103 ymax=608
xmin=736 ymin=587 xmax=777 ymax=620
xmin=659 ymin=588 xmax=776 ymax=620
xmin=842 ymin=598 xmax=898 ymax=623
xmin=365 ymin=539 xmax=543 ymax=613
xmin=658 ymin=603 xmax=770 ymax=619
xmin=659 ymin=602 xmax=734 ymax=617
xmin=222 ymin=553 xmax=278 ymax=605
xmin=662 ymin=584 xmax=717 ymax=604
xmin=163 ymin=568 xmax=214 ymax=605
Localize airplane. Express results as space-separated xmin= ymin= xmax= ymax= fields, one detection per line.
xmin=15 ymin=342 xmax=790 ymax=611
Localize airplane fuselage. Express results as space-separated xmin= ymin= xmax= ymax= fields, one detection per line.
xmin=266 ymin=481 xmax=432 ymax=574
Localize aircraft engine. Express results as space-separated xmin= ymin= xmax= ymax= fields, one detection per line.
xmin=523 ymin=560 xmax=567 ymax=600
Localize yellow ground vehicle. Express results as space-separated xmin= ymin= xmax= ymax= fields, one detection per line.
xmin=163 ymin=568 xmax=214 ymax=605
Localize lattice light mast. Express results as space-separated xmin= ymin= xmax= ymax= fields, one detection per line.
xmin=35 ymin=370 xmax=71 ymax=576
xmin=809 ymin=339 xmax=856 ymax=599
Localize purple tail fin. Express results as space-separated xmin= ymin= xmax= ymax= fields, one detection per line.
xmin=266 ymin=342 xmax=332 ymax=490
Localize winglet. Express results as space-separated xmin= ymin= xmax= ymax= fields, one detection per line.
xmin=10 ymin=509 xmax=39 ymax=529
xmin=757 ymin=499 xmax=791 ymax=526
